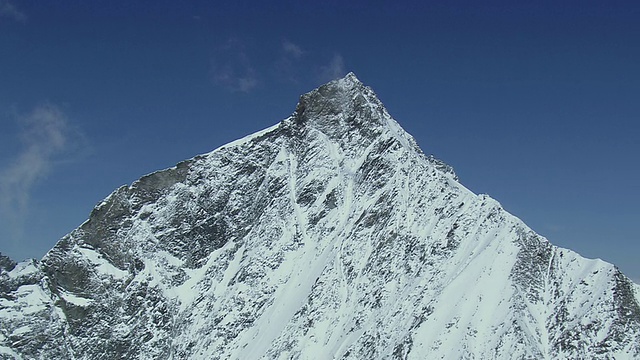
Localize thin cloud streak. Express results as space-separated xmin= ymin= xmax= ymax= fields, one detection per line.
xmin=211 ymin=38 xmax=346 ymax=90
xmin=0 ymin=103 xmax=73 ymax=241
xmin=0 ymin=0 xmax=26 ymax=22
xmin=318 ymin=53 xmax=346 ymax=82
xmin=282 ymin=40 xmax=304 ymax=59
xmin=274 ymin=40 xmax=306 ymax=83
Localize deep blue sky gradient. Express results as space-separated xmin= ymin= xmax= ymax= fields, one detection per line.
xmin=1 ymin=1 xmax=639 ymax=282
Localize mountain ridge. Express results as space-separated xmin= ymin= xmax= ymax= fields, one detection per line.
xmin=1 ymin=73 xmax=639 ymax=359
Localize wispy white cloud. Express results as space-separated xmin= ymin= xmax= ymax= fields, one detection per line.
xmin=211 ymin=39 xmax=258 ymax=93
xmin=282 ymin=40 xmax=304 ymax=59
xmin=0 ymin=103 xmax=78 ymax=239
xmin=274 ymin=40 xmax=306 ymax=83
xmin=211 ymin=38 xmax=346 ymax=90
xmin=0 ymin=0 xmax=26 ymax=22
xmin=318 ymin=53 xmax=346 ymax=82
xmin=214 ymin=64 xmax=258 ymax=93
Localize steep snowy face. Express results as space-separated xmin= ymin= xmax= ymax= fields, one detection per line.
xmin=1 ymin=73 xmax=640 ymax=359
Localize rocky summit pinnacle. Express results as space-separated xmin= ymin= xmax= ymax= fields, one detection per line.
xmin=292 ymin=72 xmax=420 ymax=154
xmin=1 ymin=73 xmax=639 ymax=359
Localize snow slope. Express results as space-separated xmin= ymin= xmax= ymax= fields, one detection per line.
xmin=1 ymin=73 xmax=639 ymax=359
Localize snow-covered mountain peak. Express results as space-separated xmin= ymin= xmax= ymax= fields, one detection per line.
xmin=294 ymin=71 xmax=380 ymax=125
xmin=1 ymin=75 xmax=639 ymax=359
xmin=332 ymin=71 xmax=362 ymax=89
xmin=291 ymin=72 xmax=423 ymax=161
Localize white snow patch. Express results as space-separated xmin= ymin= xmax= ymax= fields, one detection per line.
xmin=0 ymin=346 xmax=22 ymax=359
xmin=7 ymin=260 xmax=39 ymax=279
xmin=10 ymin=325 xmax=31 ymax=337
xmin=112 ymin=323 xmax=132 ymax=339
xmin=0 ymin=284 xmax=50 ymax=319
xmin=77 ymin=247 xmax=129 ymax=279
xmin=60 ymin=290 xmax=93 ymax=307
xmin=173 ymin=243 xmax=238 ymax=310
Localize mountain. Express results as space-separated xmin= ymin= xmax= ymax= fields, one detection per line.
xmin=1 ymin=73 xmax=639 ymax=359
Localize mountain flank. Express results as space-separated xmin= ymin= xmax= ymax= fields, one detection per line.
xmin=1 ymin=73 xmax=639 ymax=359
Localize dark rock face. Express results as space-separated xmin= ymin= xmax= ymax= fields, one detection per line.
xmin=1 ymin=73 xmax=639 ymax=359
xmin=0 ymin=254 xmax=16 ymax=274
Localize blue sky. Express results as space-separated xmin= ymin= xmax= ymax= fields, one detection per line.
xmin=1 ymin=1 xmax=638 ymax=282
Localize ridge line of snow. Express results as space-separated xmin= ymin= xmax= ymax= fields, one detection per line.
xmin=210 ymin=122 xmax=282 ymax=154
